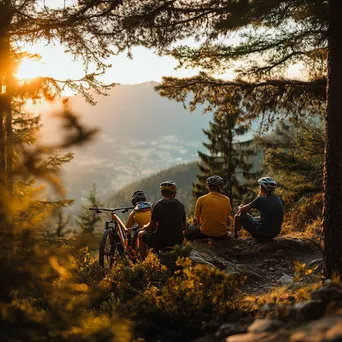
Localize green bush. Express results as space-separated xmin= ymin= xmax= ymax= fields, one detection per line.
xmin=100 ymin=254 xmax=239 ymax=341
xmin=288 ymin=193 xmax=323 ymax=235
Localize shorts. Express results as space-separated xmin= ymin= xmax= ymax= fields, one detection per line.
xmin=141 ymin=230 xmax=182 ymax=250
xmin=184 ymin=224 xmax=227 ymax=242
xmin=239 ymin=213 xmax=274 ymax=243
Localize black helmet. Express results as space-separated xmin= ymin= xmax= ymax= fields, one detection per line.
xmin=206 ymin=175 xmax=224 ymax=187
xmin=131 ymin=190 xmax=147 ymax=206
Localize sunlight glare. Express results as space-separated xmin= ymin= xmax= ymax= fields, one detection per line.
xmin=16 ymin=59 xmax=47 ymax=80
xmin=287 ymin=63 xmax=306 ymax=79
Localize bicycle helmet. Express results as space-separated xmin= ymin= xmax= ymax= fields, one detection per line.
xmin=258 ymin=177 xmax=277 ymax=192
xmin=160 ymin=180 xmax=177 ymax=193
xmin=206 ymin=175 xmax=224 ymax=187
xmin=131 ymin=190 xmax=147 ymax=206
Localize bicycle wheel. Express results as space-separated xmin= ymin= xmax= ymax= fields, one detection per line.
xmin=99 ymin=229 xmax=115 ymax=268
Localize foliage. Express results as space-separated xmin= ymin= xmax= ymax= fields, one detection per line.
xmin=77 ymin=184 xmax=103 ymax=235
xmin=194 ymin=109 xmax=260 ymax=209
xmin=0 ymin=102 xmax=132 ymax=341
xmin=256 ymin=119 xmax=324 ymax=204
xmin=100 ymin=253 xmax=240 ymax=341
xmin=290 ymin=193 xmax=323 ymax=235
xmin=108 ymin=161 xmax=199 ymax=212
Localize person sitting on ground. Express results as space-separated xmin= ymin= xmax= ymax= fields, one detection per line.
xmin=138 ymin=181 xmax=186 ymax=260
xmin=234 ymin=177 xmax=284 ymax=242
xmin=184 ymin=175 xmax=232 ymax=242
xmin=126 ymin=190 xmax=151 ymax=228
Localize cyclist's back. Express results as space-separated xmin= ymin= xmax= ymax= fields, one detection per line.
xmin=126 ymin=191 xmax=151 ymax=228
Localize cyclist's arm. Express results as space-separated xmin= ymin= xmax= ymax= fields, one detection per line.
xmin=237 ymin=204 xmax=251 ymax=214
xmin=125 ymin=211 xmax=135 ymax=228
xmin=143 ymin=220 xmax=157 ymax=232
xmin=194 ymin=198 xmax=202 ymax=224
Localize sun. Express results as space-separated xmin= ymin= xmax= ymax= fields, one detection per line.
xmin=16 ymin=59 xmax=47 ymax=80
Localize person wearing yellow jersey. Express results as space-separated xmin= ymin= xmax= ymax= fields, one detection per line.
xmin=184 ymin=175 xmax=232 ymax=241
xmin=126 ymin=190 xmax=151 ymax=228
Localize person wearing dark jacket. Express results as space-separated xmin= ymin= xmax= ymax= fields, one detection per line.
xmin=138 ymin=180 xmax=186 ymax=260
xmin=234 ymin=176 xmax=285 ymax=242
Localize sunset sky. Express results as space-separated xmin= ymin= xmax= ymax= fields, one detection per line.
xmin=16 ymin=1 xmax=304 ymax=91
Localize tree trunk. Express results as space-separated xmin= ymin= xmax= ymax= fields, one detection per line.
xmin=226 ymin=115 xmax=234 ymax=206
xmin=4 ymin=34 xmax=12 ymax=193
xmin=323 ymin=0 xmax=342 ymax=278
xmin=0 ymin=36 xmax=7 ymax=191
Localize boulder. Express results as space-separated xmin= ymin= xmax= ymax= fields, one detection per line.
xmin=248 ymin=319 xmax=284 ymax=333
xmin=189 ymin=250 xmax=216 ymax=268
xmin=277 ymin=274 xmax=293 ymax=285
xmin=294 ymin=300 xmax=327 ymax=321
xmin=227 ymin=332 xmax=289 ymax=342
xmin=215 ymin=323 xmax=247 ymax=340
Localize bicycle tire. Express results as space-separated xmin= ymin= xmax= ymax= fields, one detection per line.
xmin=99 ymin=229 xmax=115 ymax=268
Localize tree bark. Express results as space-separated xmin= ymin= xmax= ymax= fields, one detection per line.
xmin=323 ymin=0 xmax=342 ymax=278
xmin=0 ymin=35 xmax=7 ymax=192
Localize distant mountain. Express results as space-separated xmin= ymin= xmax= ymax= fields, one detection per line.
xmin=107 ymin=161 xmax=199 ymax=213
xmin=34 ymin=82 xmax=213 ymax=208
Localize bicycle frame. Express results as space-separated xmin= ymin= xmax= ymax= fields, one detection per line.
xmin=89 ymin=206 xmax=138 ymax=261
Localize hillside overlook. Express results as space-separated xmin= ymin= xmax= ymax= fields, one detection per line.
xmin=32 ymin=82 xmax=214 ymax=208
xmin=107 ymin=161 xmax=199 ymax=212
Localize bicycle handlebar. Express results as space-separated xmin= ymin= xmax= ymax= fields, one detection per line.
xmin=89 ymin=206 xmax=134 ymax=213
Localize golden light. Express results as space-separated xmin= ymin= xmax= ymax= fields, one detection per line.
xmin=16 ymin=58 xmax=47 ymax=80
xmin=287 ymin=63 xmax=306 ymax=79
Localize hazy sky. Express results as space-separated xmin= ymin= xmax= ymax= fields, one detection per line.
xmin=16 ymin=1 xmax=303 ymax=89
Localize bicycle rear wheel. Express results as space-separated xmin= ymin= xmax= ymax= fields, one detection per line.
xmin=99 ymin=229 xmax=115 ymax=268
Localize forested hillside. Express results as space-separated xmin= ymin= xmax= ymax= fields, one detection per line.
xmin=2 ymin=1 xmax=342 ymax=342
xmin=107 ymin=161 xmax=199 ymax=212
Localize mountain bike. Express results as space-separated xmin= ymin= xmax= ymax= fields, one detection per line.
xmin=89 ymin=206 xmax=140 ymax=268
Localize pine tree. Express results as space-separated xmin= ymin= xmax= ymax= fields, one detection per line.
xmin=193 ymin=106 xmax=257 ymax=209
xmin=100 ymin=0 xmax=342 ymax=277
xmin=77 ymin=185 xmax=102 ymax=235
xmin=255 ymin=118 xmax=324 ymax=204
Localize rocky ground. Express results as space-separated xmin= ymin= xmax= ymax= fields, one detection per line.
xmin=186 ymin=236 xmax=342 ymax=342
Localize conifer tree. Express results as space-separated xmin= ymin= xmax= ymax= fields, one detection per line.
xmin=193 ymin=104 xmax=257 ymax=209
xmin=255 ymin=119 xmax=324 ymax=204
xmin=98 ymin=0 xmax=341 ymax=277
xmin=77 ymin=185 xmax=102 ymax=235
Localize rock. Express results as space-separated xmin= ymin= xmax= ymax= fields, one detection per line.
xmin=234 ymin=265 xmax=264 ymax=282
xmin=215 ymin=323 xmax=247 ymax=339
xmin=276 ymin=249 xmax=285 ymax=257
xmin=264 ymin=259 xmax=278 ymax=265
xmin=256 ymin=263 xmax=264 ymax=268
xmin=325 ymin=321 xmax=342 ymax=341
xmin=289 ymin=316 xmax=342 ymax=342
xmin=189 ymin=251 xmax=216 ymax=268
xmin=311 ymin=283 xmax=342 ymax=303
xmin=259 ymin=303 xmax=277 ymax=315
xmin=269 ymin=268 xmax=275 ymax=272
xmin=294 ymin=299 xmax=327 ymax=321
xmin=193 ymin=335 xmax=214 ymax=342
xmin=277 ymin=274 xmax=293 ymax=285
xmin=227 ymin=332 xmax=289 ymax=342
xmin=308 ymin=258 xmax=322 ymax=267
xmin=248 ymin=319 xmax=284 ymax=333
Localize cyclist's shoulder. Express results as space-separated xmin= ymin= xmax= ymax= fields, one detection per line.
xmin=134 ymin=201 xmax=152 ymax=212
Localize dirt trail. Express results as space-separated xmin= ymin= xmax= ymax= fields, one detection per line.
xmin=189 ymin=236 xmax=322 ymax=295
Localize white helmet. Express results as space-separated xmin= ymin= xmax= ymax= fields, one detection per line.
xmin=206 ymin=175 xmax=224 ymax=187
xmin=258 ymin=177 xmax=277 ymax=192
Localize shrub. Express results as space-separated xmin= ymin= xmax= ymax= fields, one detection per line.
xmin=100 ymin=255 xmax=240 ymax=341
xmin=286 ymin=193 xmax=323 ymax=235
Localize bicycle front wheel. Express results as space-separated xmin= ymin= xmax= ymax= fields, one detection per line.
xmin=99 ymin=229 xmax=115 ymax=268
